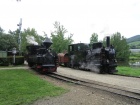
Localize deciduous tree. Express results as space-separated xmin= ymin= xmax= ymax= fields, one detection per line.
xmin=0 ymin=34 xmax=18 ymax=51
xmin=90 ymin=33 xmax=98 ymax=44
xmin=8 ymin=28 xmax=45 ymax=53
xmin=21 ymin=28 xmax=45 ymax=52
xmin=51 ymin=21 xmax=73 ymax=53
xmin=110 ymin=32 xmax=130 ymax=62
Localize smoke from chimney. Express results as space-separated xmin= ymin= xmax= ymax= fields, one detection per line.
xmin=26 ymin=35 xmax=38 ymax=45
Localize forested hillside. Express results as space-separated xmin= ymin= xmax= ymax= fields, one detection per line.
xmin=127 ymin=35 xmax=140 ymax=49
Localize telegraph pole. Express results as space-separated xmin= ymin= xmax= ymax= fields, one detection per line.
xmin=17 ymin=18 xmax=22 ymax=54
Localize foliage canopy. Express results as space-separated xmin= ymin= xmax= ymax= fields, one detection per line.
xmin=90 ymin=33 xmax=98 ymax=44
xmin=51 ymin=21 xmax=73 ymax=53
xmin=110 ymin=32 xmax=130 ymax=62
xmin=0 ymin=27 xmax=18 ymax=51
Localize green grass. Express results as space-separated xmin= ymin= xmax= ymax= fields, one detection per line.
xmin=129 ymin=53 xmax=140 ymax=63
xmin=129 ymin=56 xmax=139 ymax=59
xmin=128 ymin=41 xmax=140 ymax=49
xmin=128 ymin=41 xmax=140 ymax=45
xmin=116 ymin=66 xmax=140 ymax=77
xmin=0 ymin=69 xmax=67 ymax=105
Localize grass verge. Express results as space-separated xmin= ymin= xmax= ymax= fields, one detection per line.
xmin=0 ymin=69 xmax=67 ymax=105
xmin=116 ymin=66 xmax=140 ymax=77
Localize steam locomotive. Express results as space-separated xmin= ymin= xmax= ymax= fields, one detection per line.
xmin=58 ymin=36 xmax=117 ymax=74
xmin=26 ymin=37 xmax=58 ymax=73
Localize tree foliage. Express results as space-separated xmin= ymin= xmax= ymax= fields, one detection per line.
xmin=90 ymin=33 xmax=98 ymax=44
xmin=21 ymin=28 xmax=45 ymax=52
xmin=51 ymin=21 xmax=73 ymax=53
xmin=0 ymin=27 xmax=18 ymax=50
xmin=110 ymin=32 xmax=130 ymax=62
xmin=8 ymin=28 xmax=45 ymax=53
xmin=0 ymin=35 xmax=18 ymax=51
xmin=0 ymin=27 xmax=4 ymax=35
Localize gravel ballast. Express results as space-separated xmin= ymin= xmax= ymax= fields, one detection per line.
xmin=32 ymin=73 xmax=140 ymax=105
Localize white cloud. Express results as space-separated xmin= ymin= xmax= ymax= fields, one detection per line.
xmin=0 ymin=0 xmax=140 ymax=43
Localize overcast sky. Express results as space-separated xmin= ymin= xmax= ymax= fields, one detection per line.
xmin=0 ymin=0 xmax=140 ymax=43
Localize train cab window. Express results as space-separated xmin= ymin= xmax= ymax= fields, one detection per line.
xmin=69 ymin=46 xmax=73 ymax=51
xmin=78 ymin=46 xmax=81 ymax=51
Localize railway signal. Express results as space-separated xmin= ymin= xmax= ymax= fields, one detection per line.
xmin=17 ymin=18 xmax=22 ymax=53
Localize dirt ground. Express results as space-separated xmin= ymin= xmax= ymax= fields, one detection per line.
xmin=31 ymin=74 xmax=140 ymax=105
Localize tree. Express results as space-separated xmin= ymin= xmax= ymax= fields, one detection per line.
xmin=0 ymin=34 xmax=18 ymax=51
xmin=110 ymin=32 xmax=130 ymax=62
xmin=20 ymin=28 xmax=45 ymax=52
xmin=0 ymin=27 xmax=4 ymax=35
xmin=90 ymin=33 xmax=98 ymax=44
xmin=51 ymin=21 xmax=73 ymax=53
xmin=0 ymin=27 xmax=18 ymax=50
xmin=8 ymin=28 xmax=45 ymax=53
xmin=8 ymin=29 xmax=19 ymax=44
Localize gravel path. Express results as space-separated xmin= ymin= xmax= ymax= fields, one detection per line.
xmin=57 ymin=67 xmax=140 ymax=92
xmin=32 ymin=73 xmax=140 ymax=105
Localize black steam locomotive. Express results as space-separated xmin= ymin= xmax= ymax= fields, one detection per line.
xmin=58 ymin=36 xmax=117 ymax=74
xmin=26 ymin=37 xmax=58 ymax=73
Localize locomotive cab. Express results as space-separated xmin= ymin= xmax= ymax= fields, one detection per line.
xmin=92 ymin=42 xmax=103 ymax=49
xmin=68 ymin=43 xmax=89 ymax=68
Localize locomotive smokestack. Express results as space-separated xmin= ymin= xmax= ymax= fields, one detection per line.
xmin=43 ymin=37 xmax=53 ymax=49
xmin=106 ymin=36 xmax=110 ymax=47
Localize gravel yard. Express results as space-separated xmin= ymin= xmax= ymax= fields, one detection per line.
xmin=32 ymin=73 xmax=140 ymax=105
xmin=57 ymin=67 xmax=140 ymax=92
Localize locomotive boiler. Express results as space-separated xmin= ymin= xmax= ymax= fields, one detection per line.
xmin=58 ymin=36 xmax=117 ymax=74
xmin=26 ymin=37 xmax=58 ymax=73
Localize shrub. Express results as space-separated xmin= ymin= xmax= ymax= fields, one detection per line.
xmin=0 ymin=58 xmax=9 ymax=66
xmin=8 ymin=56 xmax=24 ymax=65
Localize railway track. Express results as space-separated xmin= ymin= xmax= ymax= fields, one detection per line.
xmin=48 ymin=72 xmax=140 ymax=100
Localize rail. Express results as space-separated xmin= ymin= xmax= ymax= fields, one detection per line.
xmin=48 ymin=72 xmax=140 ymax=100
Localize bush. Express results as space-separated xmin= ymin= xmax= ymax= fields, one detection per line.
xmin=15 ymin=56 xmax=24 ymax=65
xmin=0 ymin=58 xmax=9 ymax=66
xmin=8 ymin=56 xmax=24 ymax=65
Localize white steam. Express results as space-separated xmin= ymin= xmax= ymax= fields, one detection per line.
xmin=26 ymin=35 xmax=38 ymax=45
xmin=79 ymin=62 xmax=100 ymax=73
xmin=79 ymin=48 xmax=101 ymax=73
